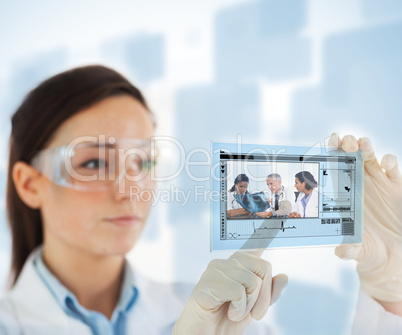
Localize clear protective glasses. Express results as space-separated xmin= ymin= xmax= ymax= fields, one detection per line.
xmin=30 ymin=137 xmax=157 ymax=192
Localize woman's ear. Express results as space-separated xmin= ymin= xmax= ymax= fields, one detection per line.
xmin=12 ymin=161 xmax=43 ymax=209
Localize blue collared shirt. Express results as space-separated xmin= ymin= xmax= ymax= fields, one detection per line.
xmin=33 ymin=249 xmax=138 ymax=335
xmin=301 ymin=191 xmax=313 ymax=218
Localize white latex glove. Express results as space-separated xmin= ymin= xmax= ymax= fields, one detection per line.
xmin=330 ymin=134 xmax=402 ymax=302
xmin=173 ymin=251 xmax=288 ymax=335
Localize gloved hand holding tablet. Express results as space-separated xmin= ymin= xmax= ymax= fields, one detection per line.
xmin=331 ymin=134 xmax=402 ymax=315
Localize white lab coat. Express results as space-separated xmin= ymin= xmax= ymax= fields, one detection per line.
xmin=0 ymin=248 xmax=270 ymax=335
xmin=264 ymin=186 xmax=295 ymax=216
xmin=292 ymin=188 xmax=319 ymax=218
xmin=264 ymin=186 xmax=295 ymax=209
xmin=227 ymin=191 xmax=243 ymax=210
xmin=0 ymin=248 xmax=188 ymax=335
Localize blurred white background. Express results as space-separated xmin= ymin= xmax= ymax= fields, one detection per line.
xmin=1 ymin=0 xmax=401 ymax=334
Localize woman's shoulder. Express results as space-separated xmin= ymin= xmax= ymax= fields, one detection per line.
xmin=0 ymin=248 xmax=86 ymax=334
xmin=0 ymin=295 xmax=19 ymax=327
xmin=0 ymin=295 xmax=29 ymax=335
xmin=0 ymin=299 xmax=22 ymax=335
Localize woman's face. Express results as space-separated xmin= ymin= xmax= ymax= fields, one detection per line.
xmin=38 ymin=95 xmax=155 ymax=257
xmin=294 ymin=177 xmax=305 ymax=193
xmin=235 ymin=181 xmax=248 ymax=195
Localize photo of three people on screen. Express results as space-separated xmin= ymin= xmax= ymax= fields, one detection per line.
xmin=226 ymin=171 xmax=319 ymax=219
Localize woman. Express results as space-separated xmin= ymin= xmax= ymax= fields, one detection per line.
xmin=0 ymin=65 xmax=286 ymax=334
xmin=227 ymin=173 xmax=251 ymax=217
xmin=289 ymin=171 xmax=319 ymax=218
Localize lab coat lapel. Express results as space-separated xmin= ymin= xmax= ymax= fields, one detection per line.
xmin=305 ymin=189 xmax=319 ymax=218
xmin=7 ymin=248 xmax=91 ymax=335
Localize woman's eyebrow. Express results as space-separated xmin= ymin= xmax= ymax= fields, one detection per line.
xmin=84 ymin=143 xmax=115 ymax=149
xmin=82 ymin=140 xmax=152 ymax=149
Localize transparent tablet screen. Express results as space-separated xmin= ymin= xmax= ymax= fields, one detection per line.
xmin=211 ymin=142 xmax=363 ymax=251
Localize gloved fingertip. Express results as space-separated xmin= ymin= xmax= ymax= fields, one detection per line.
xmin=334 ymin=245 xmax=349 ymax=259
xmin=341 ymin=135 xmax=359 ymax=153
xmin=357 ymin=137 xmax=372 ymax=153
xmin=381 ymin=154 xmax=397 ymax=170
xmin=328 ymin=133 xmax=341 ymax=148
xmin=269 ymin=274 xmax=288 ymax=307
xmin=246 ymin=249 xmax=265 ymax=259
xmin=381 ymin=154 xmax=401 ymax=179
xmin=335 ymin=244 xmax=361 ymax=260
xmin=251 ymin=308 xmax=267 ymax=321
xmin=274 ymin=273 xmax=289 ymax=286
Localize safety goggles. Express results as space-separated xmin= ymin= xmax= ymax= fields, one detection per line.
xmin=30 ymin=138 xmax=157 ymax=192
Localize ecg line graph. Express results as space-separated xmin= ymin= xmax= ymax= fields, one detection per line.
xmin=226 ymin=221 xmax=297 ymax=239
xmin=254 ymin=221 xmax=297 ymax=233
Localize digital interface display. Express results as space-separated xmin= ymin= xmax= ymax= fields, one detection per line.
xmin=211 ymin=142 xmax=364 ymax=251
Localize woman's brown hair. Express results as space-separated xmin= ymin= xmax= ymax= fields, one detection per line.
xmin=7 ymin=65 xmax=152 ymax=287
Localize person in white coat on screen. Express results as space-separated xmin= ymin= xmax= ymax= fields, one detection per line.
xmin=226 ymin=173 xmax=252 ymax=217
xmin=289 ymin=171 xmax=319 ymax=218
xmin=255 ymin=173 xmax=294 ymax=218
